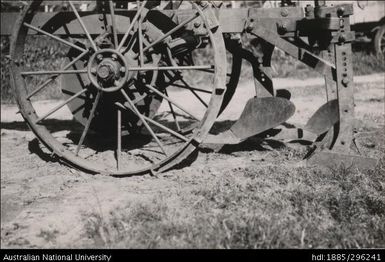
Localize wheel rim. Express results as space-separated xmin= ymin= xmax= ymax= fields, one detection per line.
xmin=374 ymin=25 xmax=385 ymax=56
xmin=10 ymin=0 xmax=227 ymax=176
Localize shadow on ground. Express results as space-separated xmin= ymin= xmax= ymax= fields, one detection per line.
xmin=2 ymin=118 xmax=313 ymax=172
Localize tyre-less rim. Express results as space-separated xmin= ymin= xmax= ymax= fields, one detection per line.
xmin=374 ymin=24 xmax=385 ymax=56
xmin=10 ymin=0 xmax=227 ymax=176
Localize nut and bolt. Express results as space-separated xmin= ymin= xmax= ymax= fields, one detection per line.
xmin=337 ymin=7 xmax=345 ymax=16
xmin=97 ymin=54 xmax=104 ymax=61
xmin=342 ymin=77 xmax=350 ymax=86
xmin=120 ymin=67 xmax=126 ymax=74
xmin=91 ymin=68 xmax=97 ymax=74
xmin=111 ymin=54 xmax=118 ymax=61
xmin=281 ymin=9 xmax=288 ymax=17
xmin=196 ymin=1 xmax=208 ymax=8
xmin=305 ymin=4 xmax=314 ymax=16
xmin=194 ymin=21 xmax=202 ymax=28
xmin=246 ymin=19 xmax=254 ymax=32
xmin=278 ymin=22 xmax=288 ymax=34
xmin=141 ymin=23 xmax=148 ymax=32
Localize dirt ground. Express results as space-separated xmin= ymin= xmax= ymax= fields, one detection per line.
xmin=1 ymin=74 xmax=384 ymax=248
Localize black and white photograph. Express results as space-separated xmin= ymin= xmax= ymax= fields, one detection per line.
xmin=0 ymin=0 xmax=384 ymax=253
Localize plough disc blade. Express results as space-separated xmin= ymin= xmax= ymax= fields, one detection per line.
xmin=205 ymin=97 xmax=295 ymax=144
xmin=304 ymin=99 xmax=339 ymax=136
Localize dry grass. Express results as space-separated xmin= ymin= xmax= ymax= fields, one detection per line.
xmin=1 ymin=30 xmax=384 ymax=249
xmin=81 ymin=151 xmax=385 ymax=249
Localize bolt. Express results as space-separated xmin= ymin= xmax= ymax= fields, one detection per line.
xmin=281 ymin=9 xmax=288 ymax=17
xmin=120 ymin=67 xmax=126 ymax=74
xmin=142 ymin=23 xmax=148 ymax=32
xmin=91 ymin=68 xmax=97 ymax=75
xmin=196 ymin=1 xmax=208 ymax=8
xmin=194 ymin=21 xmax=201 ymax=28
xmin=342 ymin=77 xmax=350 ymax=86
xmin=111 ymin=54 xmax=118 ymax=61
xmin=337 ymin=6 xmax=345 ymax=16
xmin=305 ymin=7 xmax=314 ymax=17
xmin=278 ymin=22 xmax=288 ymax=34
xmin=97 ymin=65 xmax=112 ymax=79
xmin=230 ymin=33 xmax=242 ymax=44
xmin=97 ymin=54 xmax=103 ymax=61
xmin=246 ymin=22 xmax=254 ymax=33
xmin=338 ymin=34 xmax=346 ymax=43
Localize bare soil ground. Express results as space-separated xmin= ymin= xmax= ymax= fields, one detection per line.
xmin=1 ymin=75 xmax=384 ymax=248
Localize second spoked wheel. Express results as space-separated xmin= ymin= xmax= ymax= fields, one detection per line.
xmin=10 ymin=1 xmax=227 ymax=176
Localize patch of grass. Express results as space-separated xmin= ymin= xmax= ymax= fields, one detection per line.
xmin=1 ymin=36 xmax=67 ymax=104
xmin=82 ymin=157 xmax=385 ymax=248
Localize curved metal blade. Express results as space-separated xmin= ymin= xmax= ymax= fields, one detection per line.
xmin=304 ymin=99 xmax=339 ymax=135
xmin=230 ymin=97 xmax=296 ymax=141
xmin=205 ymin=97 xmax=296 ymax=144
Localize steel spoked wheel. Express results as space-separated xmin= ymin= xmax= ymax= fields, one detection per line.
xmin=374 ymin=24 xmax=385 ymax=57
xmin=10 ymin=0 xmax=227 ymax=176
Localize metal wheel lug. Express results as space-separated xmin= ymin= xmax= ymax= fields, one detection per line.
xmin=112 ymin=54 xmax=118 ymax=61
xmin=91 ymin=68 xmax=97 ymax=74
xmin=120 ymin=67 xmax=126 ymax=74
xmin=97 ymin=54 xmax=104 ymax=61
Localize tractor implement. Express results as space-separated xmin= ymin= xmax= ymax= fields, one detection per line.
xmin=2 ymin=0 xmax=378 ymax=175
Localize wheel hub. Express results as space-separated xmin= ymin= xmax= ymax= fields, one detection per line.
xmin=88 ymin=49 xmax=129 ymax=93
xmin=97 ymin=63 xmax=114 ymax=80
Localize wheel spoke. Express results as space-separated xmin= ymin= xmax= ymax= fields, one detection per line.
xmin=26 ymin=50 xmax=89 ymax=99
xmin=115 ymin=102 xmax=188 ymax=142
xmin=145 ymin=84 xmax=201 ymax=121
xmin=109 ymin=0 xmax=119 ymax=48
xmin=21 ymin=69 xmax=88 ymax=76
xmin=168 ymin=83 xmax=211 ymax=94
xmin=127 ymin=65 xmax=213 ymax=72
xmin=142 ymin=5 xmax=205 ymax=54
xmin=197 ymin=68 xmax=233 ymax=77
xmin=117 ymin=108 xmax=122 ymax=170
xmin=36 ymin=88 xmax=88 ymax=123
xmin=121 ymin=89 xmax=168 ymax=155
xmin=117 ymin=0 xmax=148 ymax=51
xmin=68 ymin=1 xmax=98 ymax=51
xmin=164 ymin=89 xmax=181 ymax=132
xmin=180 ymin=78 xmax=208 ymax=108
xmin=142 ymin=114 xmax=189 ymax=142
xmin=75 ymin=91 xmax=102 ymax=156
xmin=23 ymin=23 xmax=86 ymax=53
xmin=137 ymin=0 xmax=145 ymax=67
